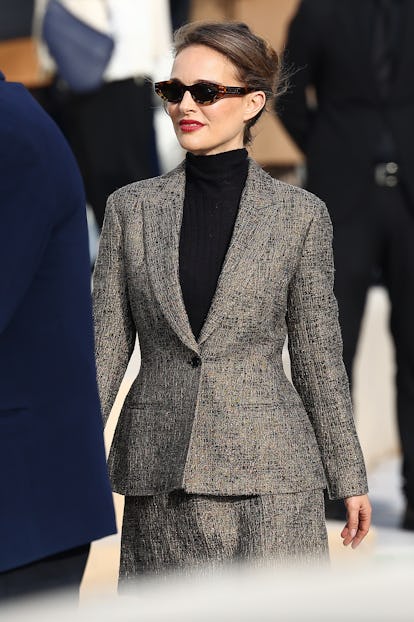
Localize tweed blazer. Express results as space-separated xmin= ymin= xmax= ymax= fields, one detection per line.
xmin=93 ymin=158 xmax=368 ymax=499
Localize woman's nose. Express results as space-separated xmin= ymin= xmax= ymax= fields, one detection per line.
xmin=179 ymin=89 xmax=197 ymax=111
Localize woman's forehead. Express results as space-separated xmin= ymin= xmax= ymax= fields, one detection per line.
xmin=171 ymin=45 xmax=239 ymax=83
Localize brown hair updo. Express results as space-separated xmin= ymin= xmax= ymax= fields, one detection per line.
xmin=172 ymin=21 xmax=282 ymax=145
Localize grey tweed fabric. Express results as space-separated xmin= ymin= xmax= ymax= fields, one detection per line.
xmin=93 ymin=158 xmax=368 ymax=500
xmin=119 ymin=488 xmax=329 ymax=582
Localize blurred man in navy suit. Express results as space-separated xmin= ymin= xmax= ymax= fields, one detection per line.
xmin=0 ymin=72 xmax=116 ymax=601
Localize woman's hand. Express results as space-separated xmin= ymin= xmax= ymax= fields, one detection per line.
xmin=341 ymin=494 xmax=372 ymax=549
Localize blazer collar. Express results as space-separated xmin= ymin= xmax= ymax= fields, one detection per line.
xmin=143 ymin=158 xmax=278 ymax=351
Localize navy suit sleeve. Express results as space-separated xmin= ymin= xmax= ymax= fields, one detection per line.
xmin=0 ymin=91 xmax=70 ymax=335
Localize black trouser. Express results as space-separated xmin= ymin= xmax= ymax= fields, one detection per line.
xmin=333 ymin=180 xmax=414 ymax=507
xmin=0 ymin=544 xmax=90 ymax=603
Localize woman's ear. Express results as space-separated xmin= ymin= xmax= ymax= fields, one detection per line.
xmin=244 ymin=91 xmax=266 ymax=121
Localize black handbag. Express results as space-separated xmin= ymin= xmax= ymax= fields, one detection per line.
xmin=42 ymin=0 xmax=114 ymax=93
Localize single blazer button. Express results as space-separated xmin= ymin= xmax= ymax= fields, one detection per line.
xmin=189 ymin=355 xmax=201 ymax=368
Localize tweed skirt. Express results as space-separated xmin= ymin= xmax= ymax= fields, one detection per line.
xmin=119 ymin=488 xmax=329 ymax=584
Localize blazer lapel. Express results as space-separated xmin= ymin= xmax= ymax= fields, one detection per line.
xmin=143 ymin=163 xmax=200 ymax=354
xmin=198 ymin=160 xmax=279 ymax=345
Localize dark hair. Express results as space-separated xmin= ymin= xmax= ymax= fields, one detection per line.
xmin=172 ymin=21 xmax=283 ymax=144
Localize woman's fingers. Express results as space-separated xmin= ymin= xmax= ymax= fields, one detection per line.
xmin=341 ymin=508 xmax=358 ymax=546
xmin=350 ymin=504 xmax=372 ymax=549
xmin=341 ymin=494 xmax=372 ymax=549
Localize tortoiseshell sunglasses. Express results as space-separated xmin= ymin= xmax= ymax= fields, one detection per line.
xmin=154 ymin=79 xmax=251 ymax=105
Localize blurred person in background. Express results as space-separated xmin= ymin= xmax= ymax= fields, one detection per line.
xmin=0 ymin=0 xmax=33 ymax=40
xmin=93 ymin=21 xmax=370 ymax=587
xmin=33 ymin=0 xmax=172 ymax=230
xmin=169 ymin=0 xmax=191 ymax=32
xmin=277 ymin=0 xmax=414 ymax=529
xmin=0 ymin=73 xmax=116 ymax=602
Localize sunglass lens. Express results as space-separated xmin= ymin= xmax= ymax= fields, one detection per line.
xmin=159 ymin=82 xmax=183 ymax=102
xmin=156 ymin=81 xmax=221 ymax=104
xmin=191 ymin=83 xmax=218 ymax=104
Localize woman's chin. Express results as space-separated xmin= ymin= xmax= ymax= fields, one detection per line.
xmin=178 ymin=136 xmax=210 ymax=155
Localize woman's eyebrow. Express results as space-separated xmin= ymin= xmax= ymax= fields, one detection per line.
xmin=170 ymin=77 xmax=221 ymax=85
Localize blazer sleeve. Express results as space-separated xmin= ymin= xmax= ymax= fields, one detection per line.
xmin=286 ymin=198 xmax=368 ymax=500
xmin=93 ymin=192 xmax=136 ymax=426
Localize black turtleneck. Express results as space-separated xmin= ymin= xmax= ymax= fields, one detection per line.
xmin=179 ymin=148 xmax=248 ymax=340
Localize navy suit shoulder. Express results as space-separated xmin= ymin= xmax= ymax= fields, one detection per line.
xmin=0 ymin=80 xmax=116 ymax=572
xmin=0 ymin=81 xmax=83 ymax=217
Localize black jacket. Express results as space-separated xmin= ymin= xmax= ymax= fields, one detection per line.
xmin=277 ymin=0 xmax=414 ymax=223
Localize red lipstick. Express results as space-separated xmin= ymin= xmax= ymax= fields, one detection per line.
xmin=179 ymin=119 xmax=204 ymax=132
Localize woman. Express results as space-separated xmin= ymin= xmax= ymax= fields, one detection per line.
xmin=93 ymin=21 xmax=371 ymax=583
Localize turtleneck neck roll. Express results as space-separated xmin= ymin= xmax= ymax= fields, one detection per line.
xmin=179 ymin=149 xmax=249 ymax=340
xmin=186 ymin=147 xmax=248 ymax=178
